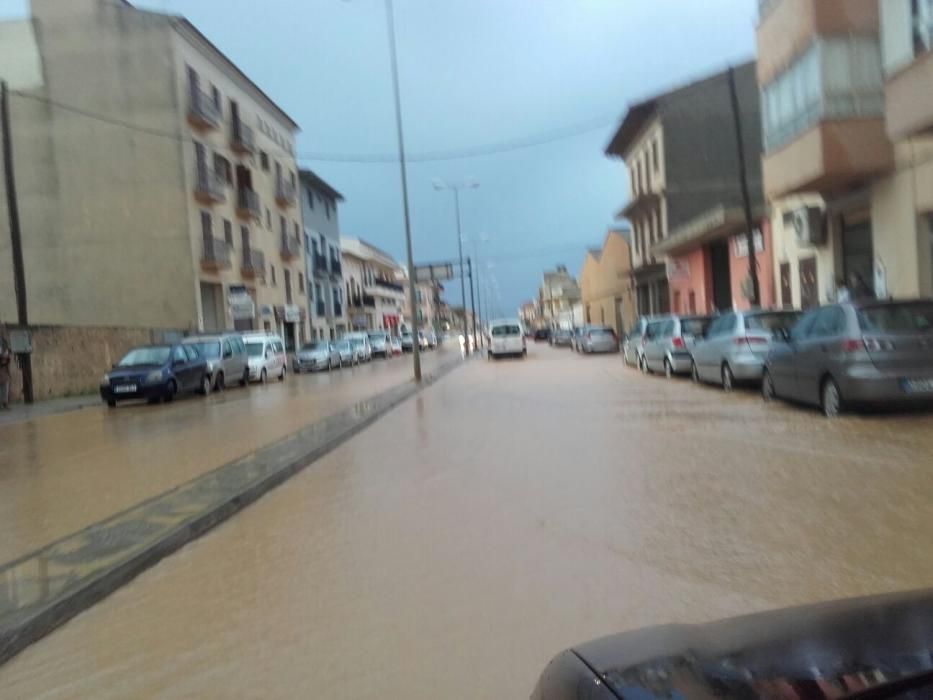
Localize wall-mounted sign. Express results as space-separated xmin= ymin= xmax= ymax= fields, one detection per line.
xmin=415 ymin=262 xmax=455 ymax=282
xmin=733 ymin=229 xmax=764 ymax=258
xmin=260 ymin=304 xmax=274 ymax=318
xmin=284 ymin=304 xmax=302 ymax=323
xmin=666 ymin=258 xmax=690 ymax=280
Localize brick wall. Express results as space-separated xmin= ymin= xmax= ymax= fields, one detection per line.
xmin=3 ymin=324 xmax=183 ymax=402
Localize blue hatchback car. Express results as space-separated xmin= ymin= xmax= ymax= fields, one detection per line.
xmin=100 ymin=344 xmax=210 ymax=407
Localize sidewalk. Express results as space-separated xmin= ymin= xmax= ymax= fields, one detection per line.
xmin=0 ymin=393 xmax=100 ymax=427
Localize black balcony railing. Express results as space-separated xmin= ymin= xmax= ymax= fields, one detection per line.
xmin=362 ymin=293 xmax=375 ymax=307
xmin=194 ymin=168 xmax=226 ymax=203
xmin=330 ymin=259 xmax=342 ymax=276
xmin=373 ymin=277 xmax=404 ymax=292
xmin=313 ymin=253 xmax=328 ymax=273
xmin=231 ymin=121 xmax=255 ymax=154
xmin=188 ymin=89 xmax=221 ymax=129
xmin=280 ymin=234 xmax=301 ymax=261
xmin=201 ymin=237 xmax=231 ymax=270
xmin=236 ymin=188 xmax=260 ymax=220
xmin=241 ymin=248 xmax=265 ymax=280
xmin=275 ymin=178 xmax=297 ymax=207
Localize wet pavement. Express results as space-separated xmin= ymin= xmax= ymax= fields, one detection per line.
xmin=0 ymin=349 xmax=451 ymax=564
xmin=3 ymin=345 xmax=933 ymax=698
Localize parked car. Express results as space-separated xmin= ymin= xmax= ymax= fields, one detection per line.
xmin=334 ymin=339 xmax=358 ymax=366
xmin=551 ymin=328 xmax=573 ymax=347
xmin=418 ymin=330 xmax=430 ymax=351
xmin=532 ymin=589 xmax=933 ymax=700
xmin=367 ymin=332 xmax=390 ymax=358
xmin=343 ymin=332 xmax=372 ymax=362
xmin=182 ymin=333 xmax=249 ymax=390
xmin=642 ymin=315 xmax=712 ymax=376
xmin=533 ymin=328 xmax=550 ymax=342
xmin=426 ymin=331 xmax=438 ymax=348
xmin=100 ymin=343 xmax=210 ymax=407
xmin=622 ymin=316 xmax=658 ymax=367
xmin=762 ymin=299 xmax=933 ymax=417
xmin=400 ymin=331 xmax=414 ymax=352
xmin=571 ymin=327 xmax=586 ymax=352
xmin=389 ymin=336 xmax=402 ymax=356
xmin=488 ymin=319 xmax=527 ymax=359
xmin=578 ymin=325 xmax=619 ymax=354
xmin=243 ymin=333 xmax=287 ymax=383
xmin=294 ymin=341 xmax=340 ymax=372
xmin=691 ymin=309 xmax=801 ymax=390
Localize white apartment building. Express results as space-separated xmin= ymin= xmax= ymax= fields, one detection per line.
xmin=340 ymin=238 xmax=406 ymax=333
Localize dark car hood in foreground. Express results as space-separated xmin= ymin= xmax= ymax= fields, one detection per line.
xmin=533 ymin=589 xmax=933 ymax=699
xmin=108 ymin=364 xmax=162 ymax=379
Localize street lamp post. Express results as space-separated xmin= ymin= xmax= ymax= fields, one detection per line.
xmin=433 ymin=179 xmax=478 ymax=354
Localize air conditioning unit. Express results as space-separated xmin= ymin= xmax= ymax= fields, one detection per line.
xmin=792 ymin=206 xmax=825 ymax=246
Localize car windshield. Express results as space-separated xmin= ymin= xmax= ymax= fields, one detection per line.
xmin=858 ymin=303 xmax=933 ymax=334
xmin=118 ymin=347 xmax=170 ymax=366
xmin=589 ymin=327 xmax=613 ymax=336
xmin=350 ymin=338 xmax=364 ymax=347
xmin=402 ymin=333 xmax=412 ymax=339
xmin=368 ymin=334 xmax=384 ymax=342
xmin=301 ymin=343 xmax=323 ymax=351
xmin=337 ymin=341 xmax=350 ymax=350
xmin=492 ymin=325 xmax=521 ymax=336
xmin=680 ymin=318 xmax=710 ymax=337
xmin=245 ymin=342 xmax=264 ymax=357
xmin=746 ymin=312 xmax=800 ymax=334
xmin=186 ymin=341 xmax=221 ymax=359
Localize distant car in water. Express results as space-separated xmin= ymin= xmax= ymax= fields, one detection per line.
xmin=182 ymin=333 xmax=249 ymax=390
xmin=578 ymin=325 xmax=618 ymax=354
xmin=367 ymin=332 xmax=390 ymax=358
xmin=642 ymin=315 xmax=712 ymax=377
xmin=534 ymin=328 xmax=550 ymax=342
xmin=488 ymin=319 xmax=526 ymax=359
xmin=763 ymin=299 xmax=933 ymax=417
xmin=243 ymin=333 xmax=287 ymax=383
xmin=334 ymin=339 xmax=358 ymax=366
xmin=691 ymin=309 xmax=800 ymax=390
xmin=532 ymin=589 xmax=933 ymax=700
xmin=344 ymin=333 xmax=372 ymax=362
xmin=294 ymin=341 xmax=339 ymax=372
xmin=100 ymin=343 xmax=210 ymax=407
xmin=389 ymin=336 xmax=402 ymax=356
xmin=622 ymin=316 xmax=658 ymax=367
xmin=551 ymin=328 xmax=573 ymax=347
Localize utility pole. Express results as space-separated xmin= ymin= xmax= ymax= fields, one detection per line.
xmin=472 ymin=239 xmax=484 ymax=349
xmin=383 ymin=0 xmax=421 ymax=381
xmin=454 ymin=189 xmax=469 ymax=353
xmin=727 ymin=65 xmax=760 ymax=307
xmin=467 ymin=257 xmax=477 ymax=353
xmin=1 ymin=81 xmax=33 ymax=403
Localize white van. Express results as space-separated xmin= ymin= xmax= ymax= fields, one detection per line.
xmin=242 ymin=333 xmax=287 ymax=383
xmin=488 ymin=319 xmax=527 ymax=360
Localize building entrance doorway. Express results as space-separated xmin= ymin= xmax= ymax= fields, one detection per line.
xmin=709 ymin=240 xmax=732 ymax=312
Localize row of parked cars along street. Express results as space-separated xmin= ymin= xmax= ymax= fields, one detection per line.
xmin=99 ymin=328 xmax=441 ymax=408
xmin=618 ymin=298 xmax=933 ymax=418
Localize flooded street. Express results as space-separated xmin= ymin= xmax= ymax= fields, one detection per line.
xmin=3 ymin=345 xmax=933 ymax=698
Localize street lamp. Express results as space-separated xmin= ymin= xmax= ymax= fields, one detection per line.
xmin=463 ymin=232 xmax=490 ymax=349
xmin=433 ymin=179 xmax=478 ymax=353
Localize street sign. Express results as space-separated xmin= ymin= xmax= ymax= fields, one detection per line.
xmin=415 ymin=262 xmax=454 ymax=282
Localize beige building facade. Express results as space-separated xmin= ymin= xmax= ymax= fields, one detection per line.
xmin=538 ymin=266 xmax=581 ymax=329
xmin=579 ymin=229 xmax=637 ymax=336
xmin=0 ymin=0 xmax=307 ymax=374
xmin=759 ymin=0 xmax=933 ymax=309
xmin=341 ymin=238 xmax=406 ymax=333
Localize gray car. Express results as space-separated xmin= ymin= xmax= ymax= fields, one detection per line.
xmin=762 ymin=299 xmax=933 ymax=417
xmin=578 ymin=325 xmax=619 ymax=353
xmin=642 ymin=315 xmax=712 ymax=376
xmin=551 ymin=328 xmax=573 ymax=347
xmin=182 ymin=333 xmax=249 ymax=390
xmin=622 ymin=316 xmax=657 ymax=367
xmin=334 ymin=339 xmax=358 ymax=366
xmin=691 ymin=309 xmax=800 ymax=390
xmin=367 ymin=332 xmax=390 ymax=358
xmin=294 ymin=341 xmax=339 ymax=372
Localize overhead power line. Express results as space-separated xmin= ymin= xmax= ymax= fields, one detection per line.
xmin=10 ymin=90 xmax=618 ymax=164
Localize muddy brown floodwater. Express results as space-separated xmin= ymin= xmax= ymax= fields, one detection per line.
xmin=3 ymin=346 xmax=933 ymax=698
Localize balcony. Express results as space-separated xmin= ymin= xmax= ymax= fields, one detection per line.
xmin=313 ymin=253 xmax=329 ymax=273
xmin=275 ymin=179 xmax=297 ymax=207
xmin=762 ymin=119 xmax=893 ymax=198
xmin=372 ymin=277 xmax=405 ymax=293
xmin=280 ymin=234 xmax=301 ymax=261
xmin=236 ymin=188 xmax=261 ymax=221
xmin=241 ymin=248 xmax=265 ymax=281
xmin=886 ymin=50 xmax=933 ymax=140
xmin=187 ymin=89 xmax=221 ymax=130
xmin=200 ymin=237 xmax=231 ymax=272
xmin=349 ymin=293 xmax=375 ymax=308
xmin=231 ymin=121 xmax=255 ymax=155
xmin=194 ymin=169 xmax=226 ymax=204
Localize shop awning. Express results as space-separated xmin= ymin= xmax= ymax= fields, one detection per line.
xmin=651 ymin=205 xmax=763 ymax=257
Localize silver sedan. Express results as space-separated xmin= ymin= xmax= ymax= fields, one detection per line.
xmin=578 ymin=326 xmax=619 ymax=353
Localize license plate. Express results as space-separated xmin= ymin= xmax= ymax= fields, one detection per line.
xmin=901 ymin=378 xmax=933 ymax=394
xmin=114 ymin=384 xmax=137 ymax=394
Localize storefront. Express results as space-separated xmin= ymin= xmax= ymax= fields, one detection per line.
xmin=274 ymin=304 xmax=305 ymax=351
xmin=228 ymin=284 xmax=256 ymax=332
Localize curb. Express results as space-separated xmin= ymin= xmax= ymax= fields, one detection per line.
xmin=0 ymin=356 xmax=466 ymax=666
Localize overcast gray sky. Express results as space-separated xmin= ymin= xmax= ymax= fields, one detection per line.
xmin=1 ymin=0 xmax=759 ymax=314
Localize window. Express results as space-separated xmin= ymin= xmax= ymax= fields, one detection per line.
xmin=294 ymin=222 xmax=300 ymax=240
xmin=200 ymin=211 xmax=212 ymax=240
xmin=280 ymin=216 xmax=287 ymax=238
xmin=314 ymin=283 xmax=323 ymax=308
xmin=265 ymin=208 xmax=271 ymax=230
xmin=223 ymin=220 xmax=233 ymax=246
xmin=810 ymin=307 xmax=846 ymax=338
xmin=662 ymin=320 xmax=675 ymax=337
xmin=790 ymin=309 xmax=820 ymax=341
xmin=284 ymin=269 xmax=292 ymax=304
xmin=184 ymin=345 xmax=200 ymax=362
xmin=222 ymin=339 xmax=232 ymax=357
xmin=325 ymin=199 xmax=332 ymax=220
xmin=304 ymin=232 xmax=311 ymax=253
xmin=240 ymin=226 xmax=250 ymax=252
xmin=260 ymin=152 xmax=269 ymax=171
xmin=298 ymin=273 xmax=304 ymax=292
xmin=306 ymin=188 xmax=314 ymax=209
xmin=308 ymin=281 xmax=314 ymax=300
xmin=311 ymin=239 xmax=319 ymax=257
xmin=172 ymin=346 xmax=187 ymax=364
xmin=652 ymin=139 xmax=659 ymax=171
xmin=270 ymin=265 xmax=276 ymax=286
xmin=186 ymin=65 xmax=199 ymax=94
xmin=211 ymin=85 xmax=221 ymax=112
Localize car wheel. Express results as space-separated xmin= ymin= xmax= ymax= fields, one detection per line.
xmin=664 ymin=359 xmax=673 ymax=378
xmin=721 ymin=364 xmax=734 ymax=392
xmin=214 ymin=372 xmax=225 ymax=392
xmin=821 ymin=377 xmax=843 ymax=418
xmin=639 ymin=356 xmax=648 ymax=374
xmin=691 ymin=361 xmax=700 ymax=383
xmin=260 ymin=368 xmax=268 ymax=384
xmin=164 ymin=379 xmax=177 ymax=403
xmin=199 ymin=374 xmax=211 ymax=396
xmin=107 ymin=399 xmax=117 ymax=408
xmin=279 ymin=365 xmax=286 ymax=381
xmin=239 ymin=368 xmax=248 ymax=387
xmin=522 ymin=348 xmax=528 ymax=357
xmin=762 ymin=369 xmax=776 ymax=402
